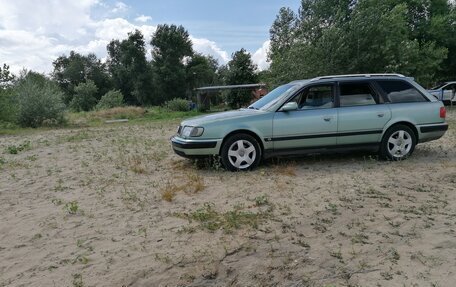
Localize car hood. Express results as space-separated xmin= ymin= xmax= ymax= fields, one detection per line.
xmin=182 ymin=109 xmax=266 ymax=126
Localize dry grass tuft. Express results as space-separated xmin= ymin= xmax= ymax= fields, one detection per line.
xmin=185 ymin=173 xmax=205 ymax=193
xmin=170 ymin=159 xmax=195 ymax=171
xmin=159 ymin=173 xmax=205 ymax=202
xmin=67 ymin=106 xmax=147 ymax=126
xmin=160 ymin=183 xmax=181 ymax=202
xmin=273 ymin=162 xmax=297 ymax=177
xmin=129 ymin=155 xmax=146 ymax=174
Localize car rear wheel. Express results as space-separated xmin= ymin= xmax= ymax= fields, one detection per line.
xmin=221 ymin=133 xmax=261 ymax=171
xmin=380 ymin=125 xmax=416 ymax=161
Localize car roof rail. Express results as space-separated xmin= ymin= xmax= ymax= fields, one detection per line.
xmin=309 ymin=73 xmax=406 ymax=81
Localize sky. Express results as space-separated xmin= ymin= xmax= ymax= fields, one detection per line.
xmin=0 ymin=0 xmax=300 ymax=74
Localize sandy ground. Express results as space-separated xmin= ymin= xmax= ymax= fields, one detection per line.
xmin=1 ymin=110 xmax=455 ymax=287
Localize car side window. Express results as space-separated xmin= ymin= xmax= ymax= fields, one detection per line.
xmin=376 ymin=80 xmax=427 ymax=103
xmin=290 ymin=85 xmax=333 ymax=110
xmin=339 ymin=82 xmax=377 ymax=107
xmin=443 ymin=84 xmax=455 ymax=91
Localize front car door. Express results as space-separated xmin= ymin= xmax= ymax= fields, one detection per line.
xmin=271 ymin=83 xmax=338 ymax=152
xmin=336 ymin=81 xmax=391 ymax=145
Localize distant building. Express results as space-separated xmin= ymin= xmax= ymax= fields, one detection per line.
xmin=251 ymin=86 xmax=268 ymax=101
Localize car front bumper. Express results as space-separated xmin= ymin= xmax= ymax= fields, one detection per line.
xmin=170 ymin=136 xmax=222 ymax=158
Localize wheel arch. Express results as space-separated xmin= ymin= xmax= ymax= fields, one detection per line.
xmin=384 ymin=121 xmax=419 ymax=142
xmin=220 ymin=129 xmax=265 ymax=156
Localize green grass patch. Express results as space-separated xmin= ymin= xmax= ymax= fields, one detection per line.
xmin=68 ymin=106 xmax=204 ymax=127
xmin=175 ymin=202 xmax=272 ymax=233
xmin=0 ymin=106 xmax=208 ymax=135
xmin=5 ymin=141 xmax=31 ymax=154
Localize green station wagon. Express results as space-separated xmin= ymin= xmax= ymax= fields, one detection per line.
xmin=171 ymin=74 xmax=448 ymax=171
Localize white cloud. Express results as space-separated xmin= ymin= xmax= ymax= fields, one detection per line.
xmin=135 ymin=15 xmax=152 ymax=23
xmin=252 ymin=40 xmax=271 ymax=71
xmin=0 ymin=0 xmax=97 ymax=40
xmin=0 ymin=1 xmax=263 ymax=75
xmin=0 ymin=1 xmax=156 ymax=74
xmin=191 ymin=37 xmax=230 ymax=65
xmin=91 ymin=18 xmax=156 ymax=42
xmin=0 ymin=29 xmax=72 ymax=73
xmin=111 ymin=1 xmax=128 ymax=14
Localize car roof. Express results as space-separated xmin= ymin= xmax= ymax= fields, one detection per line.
xmin=290 ymin=73 xmax=411 ymax=86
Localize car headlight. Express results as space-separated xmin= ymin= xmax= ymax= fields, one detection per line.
xmin=181 ymin=126 xmax=204 ymax=137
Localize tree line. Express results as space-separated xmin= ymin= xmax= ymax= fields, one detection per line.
xmin=0 ymin=24 xmax=258 ymax=128
xmin=53 ymin=25 xmax=258 ymax=109
xmin=1 ymin=1 xmax=456 ymax=128
xmin=266 ymin=0 xmax=456 ymax=87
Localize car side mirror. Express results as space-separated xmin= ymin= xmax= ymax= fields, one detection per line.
xmin=280 ymin=102 xmax=298 ymax=112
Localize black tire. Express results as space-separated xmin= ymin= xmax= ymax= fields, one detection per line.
xmin=380 ymin=124 xmax=416 ymax=161
xmin=220 ymin=133 xmax=262 ymax=171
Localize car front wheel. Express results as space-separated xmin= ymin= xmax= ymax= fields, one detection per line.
xmin=221 ymin=133 xmax=261 ymax=171
xmin=380 ymin=125 xmax=416 ymax=160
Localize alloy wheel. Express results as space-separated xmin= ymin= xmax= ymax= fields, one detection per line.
xmin=227 ymin=139 xmax=256 ymax=169
xmin=387 ymin=130 xmax=413 ymax=159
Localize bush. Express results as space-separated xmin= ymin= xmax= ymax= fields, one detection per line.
xmin=70 ymin=80 xmax=98 ymax=112
xmin=96 ymin=90 xmax=124 ymax=110
xmin=16 ymin=72 xmax=66 ymax=128
xmin=0 ymin=88 xmax=17 ymax=124
xmin=164 ymin=98 xmax=190 ymax=112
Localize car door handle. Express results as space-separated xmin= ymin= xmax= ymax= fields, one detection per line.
xmin=323 ymin=117 xmax=332 ymax=122
xmin=377 ymin=113 xmax=385 ymax=118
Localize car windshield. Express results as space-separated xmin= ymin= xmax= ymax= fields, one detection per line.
xmin=248 ymin=83 xmax=300 ymax=110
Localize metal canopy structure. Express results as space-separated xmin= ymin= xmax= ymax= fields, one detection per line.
xmin=196 ymin=83 xmax=267 ymax=92
xmin=195 ymin=83 xmax=267 ymax=111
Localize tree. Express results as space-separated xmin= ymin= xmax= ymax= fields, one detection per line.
xmin=0 ymin=64 xmax=15 ymax=88
xmin=0 ymin=64 xmax=17 ymax=124
xmin=70 ymin=80 xmax=98 ymax=112
xmin=96 ymin=90 xmax=124 ymax=110
xmin=15 ymin=72 xmax=66 ymax=128
xmin=185 ymin=54 xmax=218 ymax=97
xmin=107 ymin=30 xmax=154 ymax=105
xmin=225 ymin=49 xmax=258 ymax=109
xmin=268 ymin=0 xmax=451 ymax=87
xmin=151 ymin=24 xmax=193 ymax=104
xmin=345 ymin=1 xmax=447 ymax=85
xmin=297 ymin=0 xmax=353 ymax=42
xmin=52 ymin=52 xmax=112 ymax=104
xmin=269 ymin=7 xmax=297 ymax=58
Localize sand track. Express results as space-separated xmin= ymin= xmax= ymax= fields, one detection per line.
xmin=1 ymin=111 xmax=455 ymax=287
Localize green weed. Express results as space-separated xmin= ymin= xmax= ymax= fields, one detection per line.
xmin=254 ymin=195 xmax=269 ymax=206
xmin=176 ymin=202 xmax=271 ymax=233
xmin=72 ymin=273 xmax=84 ymax=287
xmin=5 ymin=141 xmax=31 ymax=154
xmin=64 ymin=201 xmax=79 ymax=214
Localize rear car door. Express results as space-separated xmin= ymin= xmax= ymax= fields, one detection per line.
xmin=272 ymin=83 xmax=338 ymax=151
xmin=336 ymin=81 xmax=391 ymax=145
xmin=442 ymin=84 xmax=455 ymax=102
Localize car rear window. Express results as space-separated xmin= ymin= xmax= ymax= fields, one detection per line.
xmin=376 ymin=80 xmax=427 ymax=103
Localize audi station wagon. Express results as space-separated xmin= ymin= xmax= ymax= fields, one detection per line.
xmin=171 ymin=74 xmax=448 ymax=171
